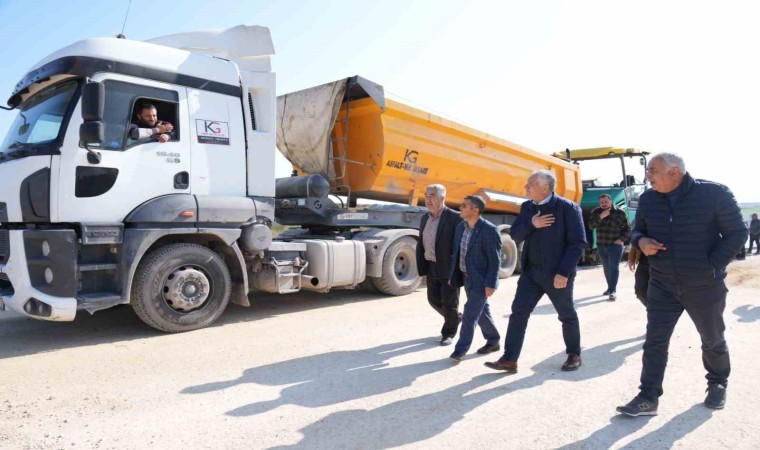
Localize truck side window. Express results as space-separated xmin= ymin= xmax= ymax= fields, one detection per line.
xmin=127 ymin=99 xmax=180 ymax=147
xmin=87 ymin=80 xmax=179 ymax=150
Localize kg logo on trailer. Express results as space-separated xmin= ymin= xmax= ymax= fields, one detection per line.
xmin=386 ymin=148 xmax=428 ymax=175
xmin=195 ymin=119 xmax=230 ymax=145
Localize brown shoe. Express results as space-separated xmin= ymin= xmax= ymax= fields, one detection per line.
xmin=561 ymin=353 xmax=582 ymax=371
xmin=484 ymin=358 xmax=517 ymax=373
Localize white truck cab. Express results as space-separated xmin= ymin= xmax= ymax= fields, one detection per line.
xmin=0 ymin=26 xmax=406 ymax=332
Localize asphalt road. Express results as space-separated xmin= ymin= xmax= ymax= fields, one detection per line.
xmin=1 ymin=257 xmax=759 ymax=449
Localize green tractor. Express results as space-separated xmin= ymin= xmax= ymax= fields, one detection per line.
xmin=552 ymin=147 xmax=650 ymax=264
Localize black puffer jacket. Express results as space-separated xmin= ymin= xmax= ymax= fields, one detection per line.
xmin=631 ymin=173 xmax=747 ymax=287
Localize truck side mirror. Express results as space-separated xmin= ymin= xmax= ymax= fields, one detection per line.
xmin=81 ymin=82 xmax=105 ymax=121
xmin=80 ymin=121 xmax=104 ymax=144
xmin=79 ymin=81 xmax=105 ymax=164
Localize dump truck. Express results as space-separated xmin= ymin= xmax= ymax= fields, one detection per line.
xmin=552 ymin=147 xmax=649 ymax=263
xmin=0 ymin=25 xmax=581 ymax=332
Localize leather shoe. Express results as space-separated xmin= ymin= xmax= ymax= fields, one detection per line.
xmin=484 ymin=358 xmax=517 ymax=373
xmin=561 ymin=353 xmax=582 ymax=371
xmin=476 ymin=343 xmax=501 ymax=354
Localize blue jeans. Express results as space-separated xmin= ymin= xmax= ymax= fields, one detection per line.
xmin=597 ymin=243 xmax=624 ymax=293
xmin=639 ymin=280 xmax=730 ymax=402
xmin=503 ymin=265 xmax=580 ymax=361
xmin=453 ymin=278 xmax=500 ymax=355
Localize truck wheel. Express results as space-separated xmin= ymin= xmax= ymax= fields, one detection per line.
xmin=371 ymin=236 xmax=422 ymax=296
xmin=498 ymin=230 xmax=518 ymax=279
xmin=131 ymin=244 xmax=231 ymax=333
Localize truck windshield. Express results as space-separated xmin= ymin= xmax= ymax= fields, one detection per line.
xmin=0 ymin=80 xmax=79 ymax=158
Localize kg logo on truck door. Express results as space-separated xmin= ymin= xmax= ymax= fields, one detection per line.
xmin=386 ymin=148 xmax=429 ymax=175
xmin=195 ymin=119 xmax=230 ymax=145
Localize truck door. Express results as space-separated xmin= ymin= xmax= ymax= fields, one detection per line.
xmin=53 ymin=76 xmax=191 ymax=223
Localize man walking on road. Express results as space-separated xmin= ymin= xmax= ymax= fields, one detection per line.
xmin=485 ymin=170 xmax=587 ymax=374
xmin=416 ymin=184 xmax=463 ymax=346
xmin=589 ymin=193 xmax=631 ymax=301
xmin=616 ymin=153 xmax=747 ymax=417
xmin=447 ymin=195 xmax=502 ymax=362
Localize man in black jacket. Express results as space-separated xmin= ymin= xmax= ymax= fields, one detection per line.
xmin=416 ymin=184 xmax=463 ymax=346
xmin=617 ymin=153 xmax=748 ymax=417
xmin=749 ymin=213 xmax=760 ymax=254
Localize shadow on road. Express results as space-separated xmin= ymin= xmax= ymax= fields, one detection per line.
xmin=180 ymin=335 xmax=643 ymax=449
xmin=560 ymin=403 xmax=713 ymax=449
xmin=183 ymin=337 xmax=445 ymax=416
xmin=733 ymin=305 xmax=760 ymax=323
xmin=0 ymin=288 xmax=398 ymax=360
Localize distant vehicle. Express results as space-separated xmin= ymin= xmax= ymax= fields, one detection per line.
xmin=552 ymin=147 xmax=650 ymax=264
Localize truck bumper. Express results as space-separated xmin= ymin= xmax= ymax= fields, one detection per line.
xmin=0 ymin=230 xmax=77 ymax=321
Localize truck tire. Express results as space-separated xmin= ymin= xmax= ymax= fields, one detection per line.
xmin=498 ymin=231 xmax=519 ymax=279
xmin=371 ymin=236 xmax=422 ymax=296
xmin=131 ymin=243 xmax=231 ymax=333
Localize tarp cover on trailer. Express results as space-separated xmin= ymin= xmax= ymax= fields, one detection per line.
xmin=276 ymin=80 xmax=346 ymax=178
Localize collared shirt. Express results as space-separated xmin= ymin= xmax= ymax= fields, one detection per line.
xmin=459 ymin=224 xmax=474 ymax=273
xmin=422 ymin=211 xmax=441 ymax=262
xmin=534 ymin=193 xmax=553 ymax=206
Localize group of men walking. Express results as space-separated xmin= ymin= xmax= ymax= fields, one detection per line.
xmin=416 ymin=153 xmax=748 ymax=417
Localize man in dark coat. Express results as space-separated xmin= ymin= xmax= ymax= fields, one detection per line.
xmin=416 ymin=184 xmax=463 ymax=346
xmin=617 ymin=153 xmax=748 ymax=417
xmin=447 ymin=195 xmax=502 ymax=361
xmin=748 ymin=213 xmax=760 ymax=254
xmin=485 ymin=170 xmax=587 ymax=374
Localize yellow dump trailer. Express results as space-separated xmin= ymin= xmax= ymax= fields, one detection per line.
xmin=277 ymin=76 xmax=581 ymax=214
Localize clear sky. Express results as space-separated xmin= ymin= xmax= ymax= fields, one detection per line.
xmin=1 ymin=0 xmax=758 ymax=202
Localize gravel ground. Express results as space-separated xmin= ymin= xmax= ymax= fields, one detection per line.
xmin=1 ymin=256 xmax=759 ymax=449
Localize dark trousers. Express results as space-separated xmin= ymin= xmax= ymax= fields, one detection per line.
xmin=749 ymin=233 xmax=760 ymax=253
xmin=634 ymin=254 xmax=650 ymax=307
xmin=453 ymin=276 xmax=500 ymax=355
xmin=598 ymin=243 xmax=624 ymax=293
xmin=639 ymin=281 xmax=730 ymax=402
xmin=503 ymin=265 xmax=581 ymax=361
xmin=426 ymin=261 xmax=460 ymax=338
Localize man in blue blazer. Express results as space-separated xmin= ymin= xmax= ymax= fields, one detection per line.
xmin=485 ymin=170 xmax=586 ymax=373
xmin=448 ymin=195 xmax=503 ymax=361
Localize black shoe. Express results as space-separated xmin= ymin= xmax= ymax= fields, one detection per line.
xmin=608 ymin=292 xmax=617 ymax=301
xmin=561 ymin=353 xmax=582 ymax=371
xmin=603 ymin=289 xmax=611 ymax=296
xmin=440 ymin=336 xmax=454 ymax=346
xmin=704 ymin=384 xmax=726 ymax=410
xmin=616 ymin=395 xmax=658 ymax=417
xmin=476 ymin=343 xmax=501 ymax=354
xmin=449 ymin=352 xmax=465 ymax=362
